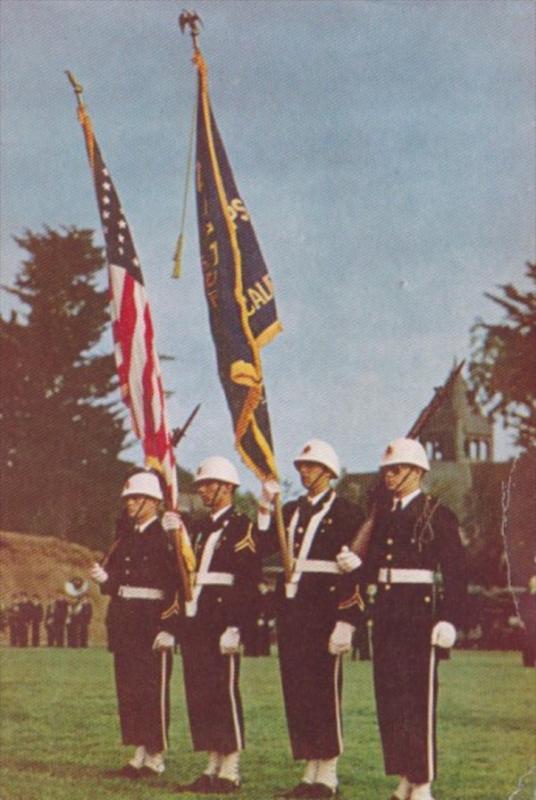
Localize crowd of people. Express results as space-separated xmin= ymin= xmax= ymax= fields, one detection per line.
xmin=2 ymin=590 xmax=92 ymax=648
xmin=89 ymin=435 xmax=468 ymax=800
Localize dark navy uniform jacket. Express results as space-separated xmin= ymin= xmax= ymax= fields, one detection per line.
xmin=100 ymin=517 xmax=181 ymax=651
xmin=364 ymin=492 xmax=467 ymax=628
xmin=261 ymin=491 xmax=366 ymax=629
xmin=187 ymin=506 xmax=260 ymax=631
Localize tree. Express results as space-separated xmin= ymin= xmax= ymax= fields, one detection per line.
xmin=0 ymin=226 xmax=129 ymax=547
xmin=469 ymin=262 xmax=536 ymax=450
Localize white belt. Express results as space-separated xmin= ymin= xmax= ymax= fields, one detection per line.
xmin=378 ymin=568 xmax=434 ymax=584
xmin=294 ymin=558 xmax=339 ymax=575
xmin=118 ymin=586 xmax=164 ymax=600
xmin=195 ymin=572 xmax=234 ymax=587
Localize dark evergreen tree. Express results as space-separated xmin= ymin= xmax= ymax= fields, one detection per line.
xmin=469 ymin=262 xmax=536 ymax=450
xmin=0 ymin=226 xmax=130 ymax=547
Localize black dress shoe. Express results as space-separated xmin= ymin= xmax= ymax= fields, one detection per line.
xmin=138 ymin=765 xmax=164 ymax=778
xmin=308 ymin=783 xmax=339 ymax=798
xmin=211 ymin=776 xmax=240 ymax=793
xmin=275 ymin=783 xmax=316 ymax=798
xmin=176 ymin=774 xmax=216 ymax=793
xmin=115 ymin=763 xmax=142 ymax=779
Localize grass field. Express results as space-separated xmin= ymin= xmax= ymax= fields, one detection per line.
xmin=0 ymin=648 xmax=534 ymax=800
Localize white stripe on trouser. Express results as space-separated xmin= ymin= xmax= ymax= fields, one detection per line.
xmin=333 ymin=654 xmax=343 ymax=754
xmin=228 ymin=654 xmax=243 ymax=751
xmin=426 ymin=646 xmax=436 ymax=782
xmin=160 ymin=651 xmax=168 ymax=752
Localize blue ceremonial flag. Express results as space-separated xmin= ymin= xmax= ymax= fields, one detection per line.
xmin=193 ymin=51 xmax=282 ymax=481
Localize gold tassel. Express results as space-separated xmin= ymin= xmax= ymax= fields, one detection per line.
xmin=171 ymin=87 xmax=198 ymax=279
xmin=172 ymin=234 xmax=184 ymax=279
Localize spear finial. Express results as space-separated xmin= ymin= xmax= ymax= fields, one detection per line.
xmin=65 ymin=70 xmax=85 ymax=109
xmin=179 ymin=10 xmax=203 ymax=53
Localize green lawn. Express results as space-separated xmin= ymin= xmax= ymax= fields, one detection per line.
xmin=0 ymin=648 xmax=534 ymax=800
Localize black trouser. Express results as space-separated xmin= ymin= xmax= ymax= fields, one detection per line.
xmin=9 ymin=624 xmax=18 ymax=647
xmin=79 ymin=624 xmax=89 ymax=648
xmin=31 ymin=623 xmax=40 ymax=647
xmin=181 ymin=624 xmax=244 ymax=754
xmin=277 ymin=613 xmax=343 ymax=761
xmin=18 ymin=623 xmax=28 ymax=647
xmin=114 ymin=648 xmax=172 ymax=753
xmin=54 ymin=623 xmax=65 ymax=646
xmin=67 ymin=622 xmax=80 ymax=648
xmin=373 ymin=616 xmax=437 ymax=784
xmin=46 ymin=624 xmax=55 ymax=646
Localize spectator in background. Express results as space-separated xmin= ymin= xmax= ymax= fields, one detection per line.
xmin=0 ymin=600 xmax=6 ymax=635
xmin=53 ymin=592 xmax=69 ymax=647
xmin=79 ymin=596 xmax=93 ymax=648
xmin=45 ymin=598 xmax=55 ymax=646
xmin=30 ymin=594 xmax=44 ymax=647
xmin=67 ymin=601 xmax=82 ymax=647
xmin=17 ymin=592 xmax=32 ymax=647
xmin=8 ymin=593 xmax=20 ymax=647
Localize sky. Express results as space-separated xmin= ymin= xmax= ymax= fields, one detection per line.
xmin=1 ymin=0 xmax=534 ymax=495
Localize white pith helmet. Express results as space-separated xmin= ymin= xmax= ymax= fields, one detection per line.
xmin=193 ymin=456 xmax=240 ymax=486
xmin=121 ymin=471 xmax=164 ymax=500
xmin=293 ymin=439 xmax=341 ymax=479
xmin=380 ymin=438 xmax=430 ymax=472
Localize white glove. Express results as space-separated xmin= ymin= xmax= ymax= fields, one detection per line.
xmin=260 ymin=479 xmax=280 ymax=507
xmin=336 ymin=546 xmax=362 ymax=573
xmin=90 ymin=562 xmax=109 ymax=585
xmin=152 ymin=631 xmax=175 ymax=650
xmin=220 ymin=626 xmax=241 ymax=655
xmin=161 ymin=511 xmax=183 ymax=532
xmin=328 ymin=621 xmax=355 ymax=655
xmin=431 ymin=621 xmax=456 ymax=648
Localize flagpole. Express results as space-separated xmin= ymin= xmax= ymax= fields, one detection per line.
xmin=273 ymin=494 xmax=293 ymax=582
xmin=178 ymin=14 xmax=293 ymax=583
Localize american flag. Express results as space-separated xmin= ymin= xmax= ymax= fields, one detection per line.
xmin=77 ymin=105 xmax=178 ymax=507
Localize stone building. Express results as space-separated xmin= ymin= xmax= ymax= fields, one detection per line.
xmin=418 ymin=365 xmax=493 ymax=464
xmin=338 ymin=367 xmax=500 ymax=519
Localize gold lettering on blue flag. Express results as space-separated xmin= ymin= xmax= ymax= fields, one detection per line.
xmin=194 ymin=51 xmax=281 ymax=480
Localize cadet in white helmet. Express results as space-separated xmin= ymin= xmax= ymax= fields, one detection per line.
xmin=177 ymin=457 xmax=260 ymax=795
xmin=336 ymin=438 xmax=467 ymax=800
xmin=257 ymin=440 xmax=365 ymax=798
xmin=89 ymin=469 xmax=192 ymax=780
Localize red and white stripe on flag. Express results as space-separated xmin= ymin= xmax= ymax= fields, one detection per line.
xmin=77 ymin=105 xmax=178 ymax=509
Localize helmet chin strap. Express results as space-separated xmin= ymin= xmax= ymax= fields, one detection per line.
xmin=128 ymin=496 xmax=149 ymax=527
xmin=306 ymin=465 xmax=331 ymax=497
xmin=209 ymin=481 xmax=229 ymax=513
xmin=390 ymin=466 xmax=416 ymax=498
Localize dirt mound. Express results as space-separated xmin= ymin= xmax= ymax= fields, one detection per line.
xmin=0 ymin=530 xmax=109 ymax=646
